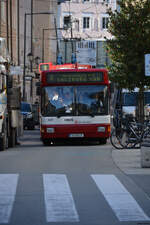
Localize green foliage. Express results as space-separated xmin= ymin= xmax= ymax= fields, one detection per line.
xmin=106 ymin=0 xmax=150 ymax=90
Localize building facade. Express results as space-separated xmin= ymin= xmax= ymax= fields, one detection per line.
xmin=58 ymin=0 xmax=116 ymax=40
xmin=57 ymin=0 xmax=116 ymax=66
xmin=0 ymin=0 xmax=18 ymax=65
xmin=0 ymin=0 xmax=58 ymax=103
xmin=19 ymin=0 xmax=58 ymax=67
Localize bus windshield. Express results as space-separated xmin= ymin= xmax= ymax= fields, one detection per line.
xmin=41 ymin=85 xmax=109 ymax=117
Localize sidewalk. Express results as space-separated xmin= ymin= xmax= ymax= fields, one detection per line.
xmin=111 ymin=148 xmax=150 ymax=175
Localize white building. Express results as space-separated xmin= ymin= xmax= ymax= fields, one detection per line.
xmin=58 ymin=0 xmax=116 ymax=40
xmin=57 ymin=0 xmax=117 ymax=65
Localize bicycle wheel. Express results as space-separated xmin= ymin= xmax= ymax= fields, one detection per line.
xmin=143 ymin=126 xmax=150 ymax=139
xmin=110 ymin=129 xmax=124 ymax=149
xmin=119 ymin=130 xmax=139 ymax=149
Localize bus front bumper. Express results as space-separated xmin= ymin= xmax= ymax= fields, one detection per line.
xmin=40 ymin=124 xmax=111 ymax=140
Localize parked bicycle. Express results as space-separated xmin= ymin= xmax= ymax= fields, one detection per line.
xmin=110 ymin=109 xmax=124 ymax=149
xmin=110 ymin=113 xmax=150 ymax=149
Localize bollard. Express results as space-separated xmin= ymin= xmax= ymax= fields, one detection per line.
xmin=141 ymin=142 xmax=150 ymax=168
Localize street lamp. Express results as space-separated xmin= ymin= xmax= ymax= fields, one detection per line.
xmin=34 ymin=56 xmax=40 ymax=69
xmin=27 ymin=53 xmax=40 ymax=70
xmin=27 ymin=52 xmax=34 ymax=62
xmin=27 ymin=52 xmax=34 ymax=70
xmin=26 ymin=52 xmax=40 ymax=102
xmin=23 ymin=11 xmax=53 ymax=101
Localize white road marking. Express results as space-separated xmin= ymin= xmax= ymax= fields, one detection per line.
xmin=43 ymin=174 xmax=79 ymax=222
xmin=92 ymin=174 xmax=150 ymax=221
xmin=0 ymin=174 xmax=19 ymax=224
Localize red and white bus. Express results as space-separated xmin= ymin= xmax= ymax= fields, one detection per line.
xmin=40 ymin=62 xmax=111 ymax=145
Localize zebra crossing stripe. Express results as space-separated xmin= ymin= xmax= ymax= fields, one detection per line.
xmin=43 ymin=174 xmax=79 ymax=222
xmin=0 ymin=174 xmax=19 ymax=224
xmin=91 ymin=174 xmax=150 ymax=222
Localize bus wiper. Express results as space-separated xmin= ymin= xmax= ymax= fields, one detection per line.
xmin=88 ymin=112 xmax=95 ymax=117
xmin=56 ymin=113 xmax=64 ymax=118
xmin=78 ymin=112 xmax=95 ymax=117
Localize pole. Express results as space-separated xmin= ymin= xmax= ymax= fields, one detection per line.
xmin=42 ymin=27 xmax=63 ymax=63
xmin=10 ymin=0 xmax=13 ymax=61
xmin=31 ymin=0 xmax=33 ymax=71
xmin=54 ymin=17 xmax=59 ymax=61
xmin=23 ymin=12 xmax=53 ymax=101
xmin=0 ymin=1 xmax=1 ymax=36
xmin=42 ymin=28 xmax=45 ymax=62
xmin=65 ymin=40 xmax=67 ymax=63
xmin=6 ymin=0 xmax=9 ymax=51
xmin=23 ymin=13 xmax=27 ymax=101
xmin=17 ymin=0 xmax=20 ymax=65
xmin=70 ymin=16 xmax=73 ymax=54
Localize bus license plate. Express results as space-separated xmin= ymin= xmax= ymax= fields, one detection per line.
xmin=69 ymin=133 xmax=84 ymax=138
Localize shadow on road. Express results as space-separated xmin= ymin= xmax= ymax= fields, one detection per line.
xmin=18 ymin=127 xmax=110 ymax=148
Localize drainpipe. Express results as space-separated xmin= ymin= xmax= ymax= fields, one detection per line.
xmin=10 ymin=0 xmax=13 ymax=61
xmin=6 ymin=0 xmax=9 ymax=50
xmin=17 ymin=0 xmax=20 ymax=65
xmin=30 ymin=0 xmax=33 ymax=72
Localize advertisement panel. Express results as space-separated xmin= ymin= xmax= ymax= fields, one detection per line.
xmin=76 ymin=41 xmax=96 ymax=66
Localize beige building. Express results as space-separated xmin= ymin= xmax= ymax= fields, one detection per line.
xmin=0 ymin=0 xmax=58 ymax=103
xmin=20 ymin=0 xmax=57 ymax=103
xmin=19 ymin=0 xmax=58 ymax=67
xmin=0 ymin=0 xmax=58 ymax=67
xmin=0 ymin=0 xmax=18 ymax=65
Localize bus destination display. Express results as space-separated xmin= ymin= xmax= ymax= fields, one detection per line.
xmin=46 ymin=72 xmax=104 ymax=83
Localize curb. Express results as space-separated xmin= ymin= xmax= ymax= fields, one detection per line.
xmin=112 ymin=148 xmax=150 ymax=175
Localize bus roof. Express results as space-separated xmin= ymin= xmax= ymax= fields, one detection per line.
xmin=39 ymin=62 xmax=93 ymax=73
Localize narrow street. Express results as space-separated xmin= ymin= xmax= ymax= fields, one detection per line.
xmin=0 ymin=1 xmax=150 ymax=225
xmin=0 ymin=129 xmax=150 ymax=225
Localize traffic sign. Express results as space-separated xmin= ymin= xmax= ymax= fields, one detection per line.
xmin=145 ymin=54 xmax=150 ymax=76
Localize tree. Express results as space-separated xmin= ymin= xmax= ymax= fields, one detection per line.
xmin=106 ymin=0 xmax=150 ymax=120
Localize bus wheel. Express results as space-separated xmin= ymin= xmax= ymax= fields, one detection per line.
xmin=0 ymin=136 xmax=5 ymax=151
xmin=99 ymin=138 xmax=107 ymax=145
xmin=42 ymin=139 xmax=51 ymax=146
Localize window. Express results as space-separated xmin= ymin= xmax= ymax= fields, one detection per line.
xmin=83 ymin=0 xmax=90 ymax=2
xmin=93 ymin=0 xmax=99 ymax=3
xmin=102 ymin=17 xmax=109 ymax=29
xmin=41 ymin=85 xmax=109 ymax=117
xmin=75 ymin=20 xmax=79 ymax=31
xmin=63 ymin=15 xmax=71 ymax=28
xmin=103 ymin=0 xmax=111 ymax=3
xmin=83 ymin=17 xmax=90 ymax=29
xmin=71 ymin=0 xmax=79 ymax=2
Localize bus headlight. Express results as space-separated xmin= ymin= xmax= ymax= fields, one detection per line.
xmin=41 ymin=127 xmax=45 ymax=133
xmin=97 ymin=127 xmax=105 ymax=132
xmin=47 ymin=127 xmax=55 ymax=133
xmin=0 ymin=113 xmax=4 ymax=120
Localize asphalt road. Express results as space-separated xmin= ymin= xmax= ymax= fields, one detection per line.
xmin=0 ymin=129 xmax=150 ymax=225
